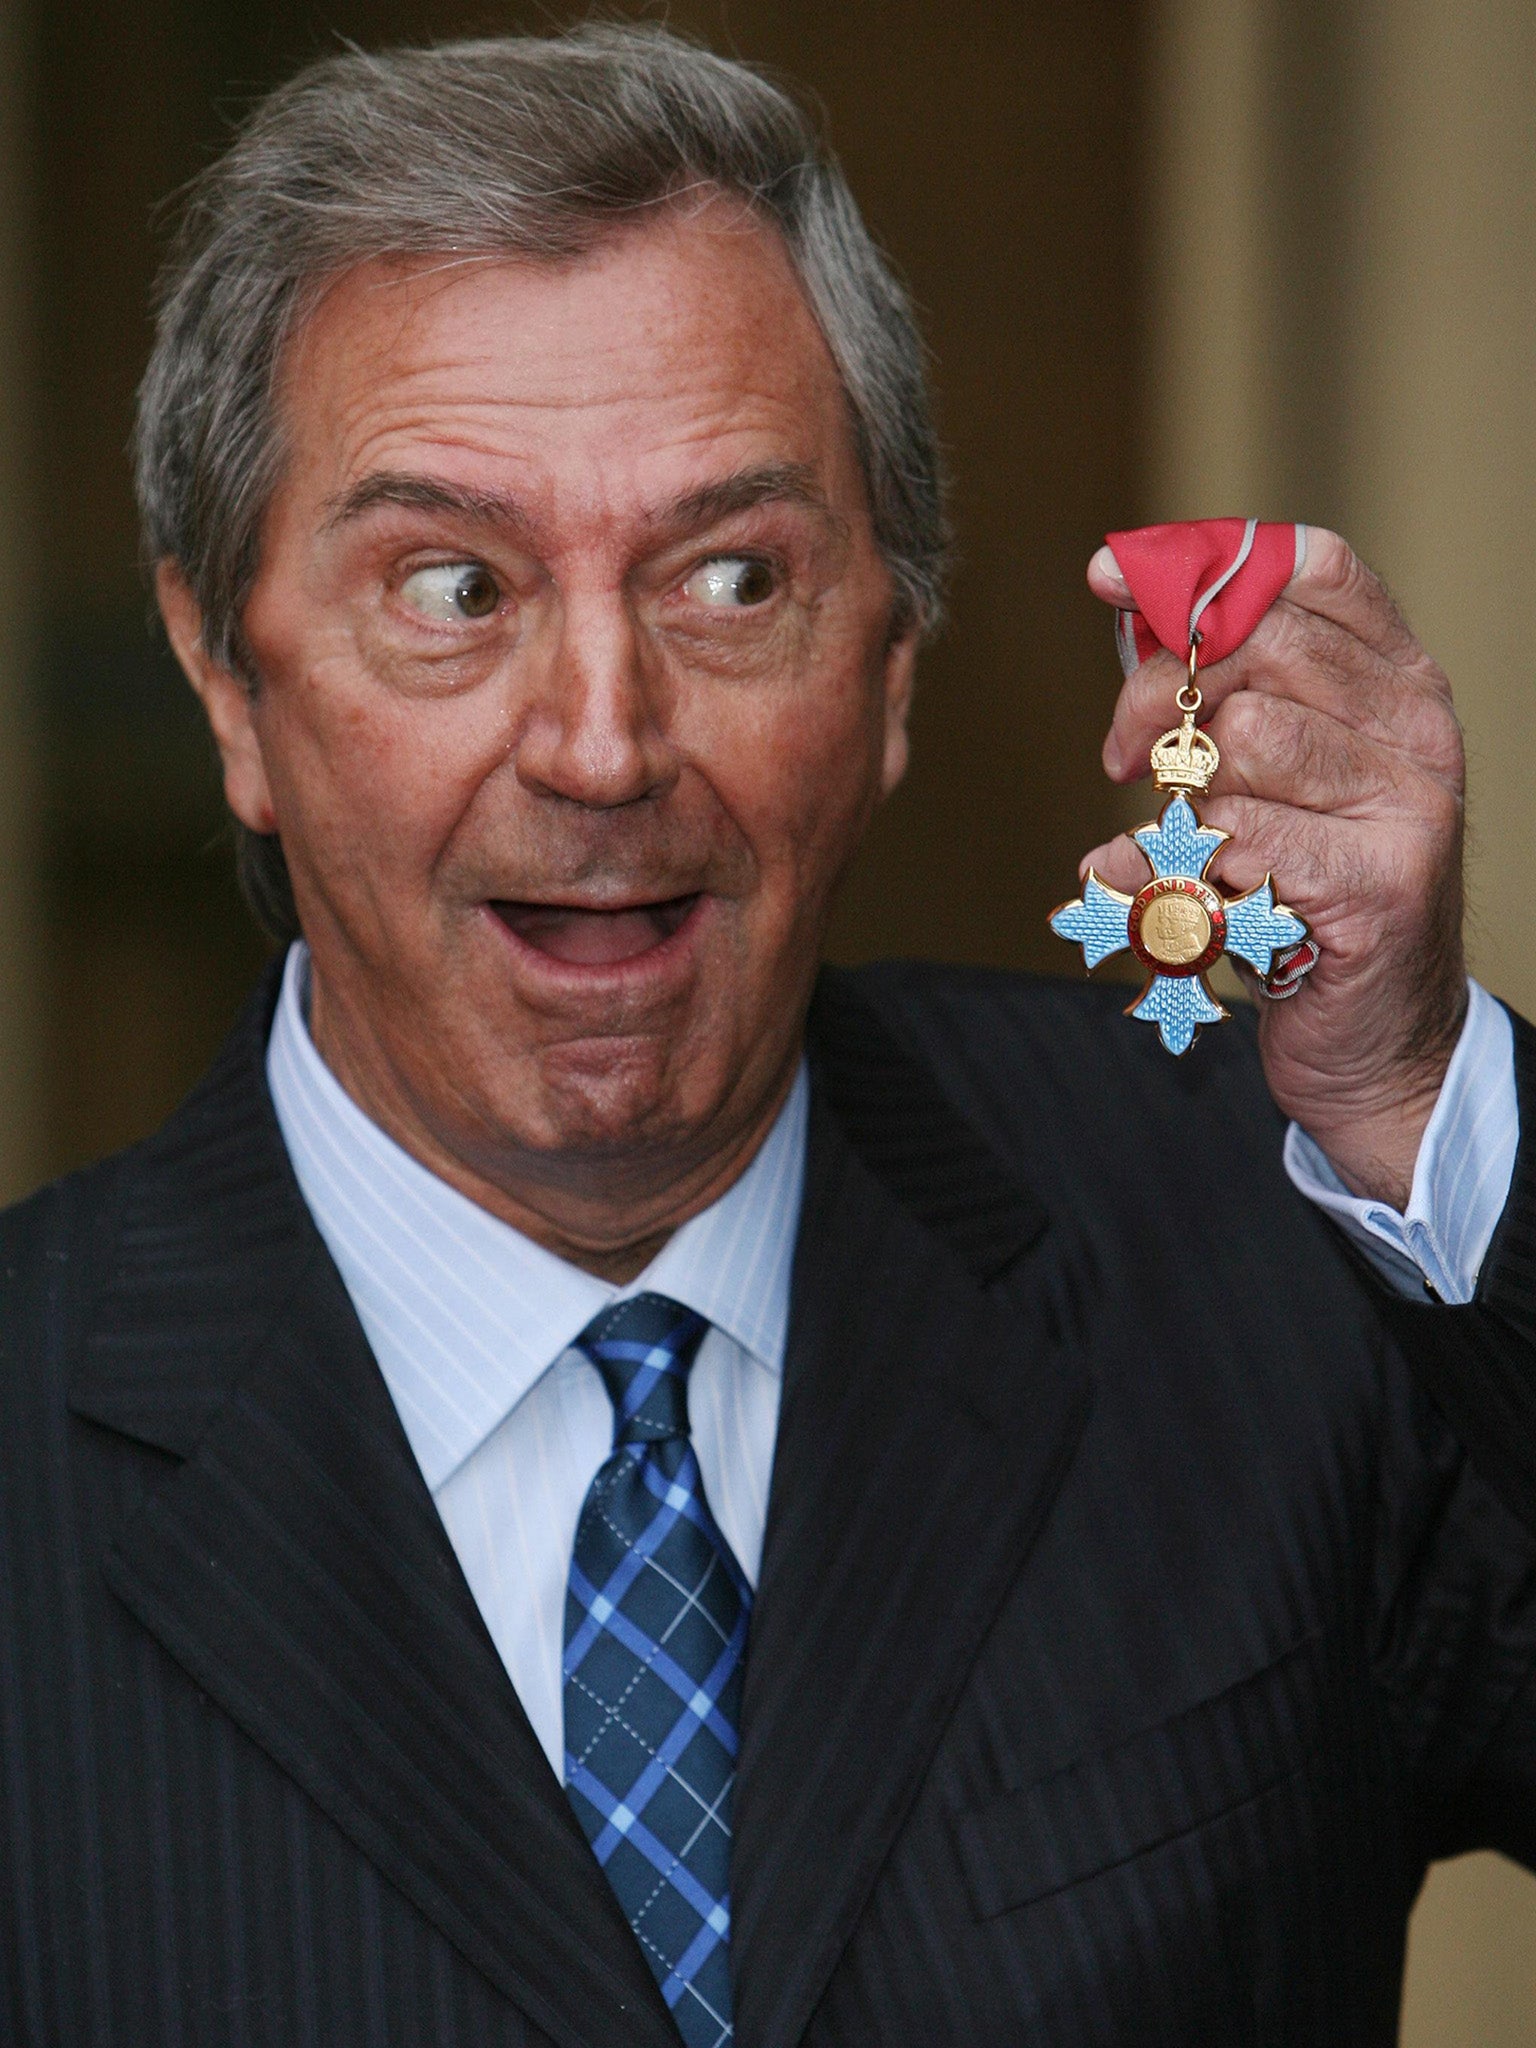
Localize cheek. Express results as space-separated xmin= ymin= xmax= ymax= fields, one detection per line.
xmin=255 ymin=658 xmax=503 ymax=893
xmin=692 ymin=659 xmax=887 ymax=900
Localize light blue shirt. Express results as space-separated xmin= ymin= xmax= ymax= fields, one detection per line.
xmin=268 ymin=944 xmax=801 ymax=1775
xmin=1284 ymin=979 xmax=1518 ymax=1302
xmin=267 ymin=944 xmax=1517 ymax=1773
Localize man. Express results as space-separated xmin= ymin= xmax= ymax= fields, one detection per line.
xmin=4 ymin=24 xmax=1536 ymax=2048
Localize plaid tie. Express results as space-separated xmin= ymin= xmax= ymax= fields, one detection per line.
xmin=563 ymin=1294 xmax=749 ymax=2048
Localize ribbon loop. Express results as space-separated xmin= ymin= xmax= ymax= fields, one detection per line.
xmin=1109 ymin=518 xmax=1306 ymax=675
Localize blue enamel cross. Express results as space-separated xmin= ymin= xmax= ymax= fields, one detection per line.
xmin=1051 ymin=789 xmax=1308 ymax=1056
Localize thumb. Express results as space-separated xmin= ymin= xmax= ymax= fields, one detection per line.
xmin=1087 ymin=544 xmax=1134 ymax=608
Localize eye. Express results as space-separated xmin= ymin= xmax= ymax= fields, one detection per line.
xmin=398 ymin=562 xmax=501 ymax=622
xmin=681 ymin=556 xmax=777 ymax=609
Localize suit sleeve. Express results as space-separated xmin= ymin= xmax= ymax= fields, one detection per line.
xmin=1350 ymin=1010 xmax=1536 ymax=1862
xmin=1362 ymin=1010 xmax=1536 ymax=1539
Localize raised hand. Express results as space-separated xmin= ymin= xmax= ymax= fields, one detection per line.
xmin=1082 ymin=527 xmax=1466 ymax=1209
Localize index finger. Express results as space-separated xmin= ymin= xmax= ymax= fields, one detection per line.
xmin=1277 ymin=527 xmax=1435 ymax=678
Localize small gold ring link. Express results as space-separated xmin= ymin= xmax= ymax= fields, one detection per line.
xmin=1176 ymin=634 xmax=1203 ymax=716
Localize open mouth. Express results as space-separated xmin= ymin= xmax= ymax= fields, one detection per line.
xmin=490 ymin=893 xmax=701 ymax=966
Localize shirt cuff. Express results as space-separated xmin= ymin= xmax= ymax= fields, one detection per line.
xmin=1283 ymin=980 xmax=1519 ymax=1304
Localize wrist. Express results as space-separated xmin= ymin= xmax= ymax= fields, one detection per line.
xmin=1283 ymin=982 xmax=1515 ymax=1306
xmin=1296 ymin=1089 xmax=1443 ymax=1211
xmin=1277 ymin=1002 xmax=1467 ymax=1211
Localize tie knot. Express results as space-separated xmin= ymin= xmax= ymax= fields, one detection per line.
xmin=575 ymin=1292 xmax=708 ymax=1445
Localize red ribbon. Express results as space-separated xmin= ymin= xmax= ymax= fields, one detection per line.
xmin=1107 ymin=517 xmax=1305 ymax=676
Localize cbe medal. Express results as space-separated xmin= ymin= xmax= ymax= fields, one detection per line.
xmin=1049 ymin=518 xmax=1319 ymax=1056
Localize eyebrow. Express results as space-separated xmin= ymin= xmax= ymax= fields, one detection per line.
xmin=322 ymin=473 xmax=535 ymax=536
xmin=321 ymin=460 xmax=836 ymax=545
xmin=653 ymin=461 xmax=835 ymax=535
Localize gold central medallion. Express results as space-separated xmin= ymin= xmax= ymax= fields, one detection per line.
xmin=1127 ymin=876 xmax=1227 ymax=977
xmin=1139 ymin=890 xmax=1210 ymax=964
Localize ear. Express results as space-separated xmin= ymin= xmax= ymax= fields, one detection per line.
xmin=878 ymin=622 xmax=919 ymax=797
xmin=155 ymin=561 xmax=278 ymax=834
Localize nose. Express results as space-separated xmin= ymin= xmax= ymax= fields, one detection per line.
xmin=514 ymin=593 xmax=677 ymax=810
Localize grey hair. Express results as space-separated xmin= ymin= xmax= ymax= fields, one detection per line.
xmin=133 ymin=23 xmax=949 ymax=942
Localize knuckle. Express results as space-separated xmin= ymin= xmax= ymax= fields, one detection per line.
xmin=1214 ymin=688 xmax=1272 ymax=754
xmin=1427 ymin=708 xmax=1466 ymax=784
xmin=1308 ymin=529 xmax=1411 ymax=632
xmin=1393 ymin=834 xmax=1435 ymax=895
xmin=1385 ymin=808 xmax=1461 ymax=907
xmin=1255 ymin=603 xmax=1346 ymax=686
xmin=1304 ymin=527 xmax=1355 ymax=593
xmin=1421 ymin=778 xmax=1464 ymax=846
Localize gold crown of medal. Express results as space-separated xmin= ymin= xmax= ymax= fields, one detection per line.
xmin=1148 ymin=714 xmax=1220 ymax=794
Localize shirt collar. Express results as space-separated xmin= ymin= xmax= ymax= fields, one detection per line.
xmin=266 ymin=942 xmax=805 ymax=1489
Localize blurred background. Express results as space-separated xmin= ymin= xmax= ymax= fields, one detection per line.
xmin=0 ymin=0 xmax=1531 ymax=2036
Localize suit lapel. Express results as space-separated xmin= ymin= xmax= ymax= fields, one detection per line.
xmin=67 ymin=964 xmax=1090 ymax=2048
xmin=69 ymin=974 xmax=680 ymax=2048
xmin=729 ymin=973 xmax=1093 ymax=2048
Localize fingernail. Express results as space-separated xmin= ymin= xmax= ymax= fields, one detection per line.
xmin=1092 ymin=545 xmax=1132 ymax=601
xmin=1103 ymin=731 xmax=1124 ymax=777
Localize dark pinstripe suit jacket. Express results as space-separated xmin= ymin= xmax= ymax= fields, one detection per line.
xmin=6 ymin=960 xmax=1536 ymax=2047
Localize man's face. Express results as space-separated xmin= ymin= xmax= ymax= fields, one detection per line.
xmin=170 ymin=202 xmax=915 ymax=1221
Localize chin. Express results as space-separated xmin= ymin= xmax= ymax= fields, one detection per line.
xmin=508 ymin=1032 xmax=712 ymax=1161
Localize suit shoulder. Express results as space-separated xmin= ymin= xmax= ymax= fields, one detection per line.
xmin=0 ymin=1155 xmax=130 ymax=1431
xmin=0 ymin=1150 xmax=122 ymax=1275
xmin=826 ymin=956 xmax=1267 ymax=1089
xmin=0 ymin=963 xmax=287 ymax=1314
xmin=834 ymin=960 xmax=1145 ymax=1046
xmin=820 ymin=958 xmax=1284 ymax=1192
